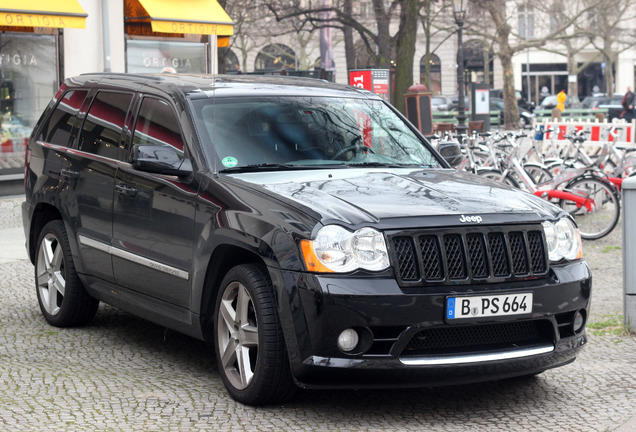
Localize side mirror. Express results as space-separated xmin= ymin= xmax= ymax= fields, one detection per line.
xmin=132 ymin=145 xmax=193 ymax=177
xmin=437 ymin=141 xmax=463 ymax=167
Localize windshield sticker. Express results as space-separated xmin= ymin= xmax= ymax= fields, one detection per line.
xmin=222 ymin=156 xmax=238 ymax=167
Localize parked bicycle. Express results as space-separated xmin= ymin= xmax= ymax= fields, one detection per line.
xmin=475 ymin=131 xmax=620 ymax=240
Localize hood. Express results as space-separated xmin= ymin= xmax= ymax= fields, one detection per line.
xmin=226 ymin=168 xmax=559 ymax=228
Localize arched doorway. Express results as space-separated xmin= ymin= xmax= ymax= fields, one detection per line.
xmin=254 ymin=43 xmax=296 ymax=72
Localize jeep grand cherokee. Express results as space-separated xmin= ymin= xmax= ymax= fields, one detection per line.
xmin=22 ymin=73 xmax=591 ymax=405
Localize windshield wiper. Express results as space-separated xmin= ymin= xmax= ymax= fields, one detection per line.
xmin=348 ymin=162 xmax=436 ymax=168
xmin=220 ymin=163 xmax=344 ymax=173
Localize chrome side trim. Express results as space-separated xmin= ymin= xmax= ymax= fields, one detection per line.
xmin=79 ymin=235 xmax=189 ymax=280
xmin=399 ymin=345 xmax=554 ymax=366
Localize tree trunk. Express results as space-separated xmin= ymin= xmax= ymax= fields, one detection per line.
xmin=483 ymin=43 xmax=490 ymax=87
xmin=371 ymin=0 xmax=392 ymax=67
xmin=565 ymin=40 xmax=579 ymax=104
xmin=393 ymin=0 xmax=419 ymax=114
xmin=500 ymin=48 xmax=520 ymax=129
xmin=481 ymin=0 xmax=519 ymax=129
xmin=342 ymin=0 xmax=356 ymax=72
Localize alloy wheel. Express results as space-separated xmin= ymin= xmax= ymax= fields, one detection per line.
xmin=217 ymin=281 xmax=259 ymax=390
xmin=36 ymin=233 xmax=66 ymax=316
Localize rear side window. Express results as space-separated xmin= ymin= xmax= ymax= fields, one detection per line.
xmin=38 ymin=90 xmax=88 ymax=146
xmin=132 ymin=97 xmax=184 ymax=155
xmin=78 ymin=91 xmax=133 ymax=159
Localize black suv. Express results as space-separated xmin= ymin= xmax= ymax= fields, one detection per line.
xmin=23 ymin=74 xmax=591 ymax=405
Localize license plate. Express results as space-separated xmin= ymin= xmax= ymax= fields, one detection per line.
xmin=446 ymin=293 xmax=533 ymax=320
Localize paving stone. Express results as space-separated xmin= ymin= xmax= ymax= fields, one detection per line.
xmin=1 ymin=197 xmax=635 ymax=431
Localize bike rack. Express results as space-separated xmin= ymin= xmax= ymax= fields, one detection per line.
xmin=624 ymin=176 xmax=636 ymax=333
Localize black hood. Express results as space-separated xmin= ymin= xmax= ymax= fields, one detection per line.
xmin=225 ymin=168 xmax=559 ymax=229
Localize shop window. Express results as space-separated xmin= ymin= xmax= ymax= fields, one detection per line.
xmin=0 ymin=32 xmax=57 ymax=176
xmin=38 ymin=90 xmax=88 ymax=147
xmin=132 ymin=97 xmax=184 ymax=154
xmin=78 ymin=92 xmax=133 ymax=160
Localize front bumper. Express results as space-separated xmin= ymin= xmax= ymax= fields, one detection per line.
xmin=277 ymin=260 xmax=591 ymax=389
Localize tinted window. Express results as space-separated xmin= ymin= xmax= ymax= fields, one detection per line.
xmin=132 ymin=97 xmax=184 ymax=155
xmin=192 ymin=96 xmax=440 ymax=170
xmin=78 ymin=91 xmax=133 ymax=159
xmin=39 ymin=90 xmax=88 ymax=146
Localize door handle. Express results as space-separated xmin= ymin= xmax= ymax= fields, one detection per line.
xmin=115 ymin=184 xmax=138 ymax=198
xmin=60 ymin=168 xmax=79 ymax=181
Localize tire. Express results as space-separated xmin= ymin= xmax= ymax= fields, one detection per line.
xmin=35 ymin=220 xmax=99 ymax=327
xmin=559 ymin=177 xmax=620 ymax=240
xmin=214 ymin=264 xmax=296 ymax=405
xmin=477 ymin=168 xmax=520 ymax=188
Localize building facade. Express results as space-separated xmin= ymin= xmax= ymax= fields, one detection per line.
xmin=0 ymin=0 xmax=232 ymax=182
xmin=2 ymin=0 xmax=635 ymax=183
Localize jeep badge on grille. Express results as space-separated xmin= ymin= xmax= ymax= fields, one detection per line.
xmin=459 ymin=215 xmax=482 ymax=223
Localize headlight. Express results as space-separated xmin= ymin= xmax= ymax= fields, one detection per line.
xmin=300 ymin=225 xmax=390 ymax=273
xmin=542 ymin=218 xmax=582 ymax=262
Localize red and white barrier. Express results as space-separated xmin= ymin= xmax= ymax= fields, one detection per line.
xmin=540 ymin=118 xmax=636 ymax=152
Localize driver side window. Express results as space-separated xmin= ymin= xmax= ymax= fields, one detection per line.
xmin=132 ymin=97 xmax=185 ymax=157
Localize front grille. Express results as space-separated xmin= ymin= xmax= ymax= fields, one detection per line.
xmin=401 ymin=320 xmax=554 ymax=357
xmin=390 ymin=225 xmax=548 ymax=286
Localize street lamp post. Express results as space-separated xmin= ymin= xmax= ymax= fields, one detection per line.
xmin=452 ymin=0 xmax=468 ymax=136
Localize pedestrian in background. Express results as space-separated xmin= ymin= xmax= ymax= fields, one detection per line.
xmin=557 ymin=89 xmax=567 ymax=112
xmin=621 ymin=86 xmax=635 ymax=122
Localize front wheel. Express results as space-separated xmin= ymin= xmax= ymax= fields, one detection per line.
xmin=214 ymin=264 xmax=296 ymax=405
xmin=35 ymin=220 xmax=99 ymax=327
xmin=559 ymin=177 xmax=620 ymax=240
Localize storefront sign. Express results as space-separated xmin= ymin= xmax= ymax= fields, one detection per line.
xmin=151 ymin=21 xmax=232 ymax=36
xmin=142 ymin=56 xmax=192 ymax=69
xmin=0 ymin=13 xmax=85 ymax=29
xmin=0 ymin=54 xmax=38 ymax=66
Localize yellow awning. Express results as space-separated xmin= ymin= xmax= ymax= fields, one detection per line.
xmin=0 ymin=0 xmax=87 ymax=29
xmin=137 ymin=0 xmax=233 ymax=36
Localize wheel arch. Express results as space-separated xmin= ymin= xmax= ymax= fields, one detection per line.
xmin=27 ymin=203 xmax=63 ymax=264
xmin=197 ymin=243 xmax=278 ymax=343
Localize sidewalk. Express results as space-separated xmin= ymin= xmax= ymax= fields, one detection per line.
xmin=2 ymin=194 xmax=636 ymax=431
xmin=0 ymin=197 xmax=28 ymax=264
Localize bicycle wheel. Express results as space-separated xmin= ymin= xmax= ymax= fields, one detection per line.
xmin=476 ymin=168 xmax=520 ymax=188
xmin=522 ymin=163 xmax=553 ymax=187
xmin=559 ymin=176 xmax=620 ymax=240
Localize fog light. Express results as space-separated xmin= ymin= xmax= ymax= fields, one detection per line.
xmin=337 ymin=329 xmax=359 ymax=352
xmin=573 ymin=310 xmax=586 ymax=333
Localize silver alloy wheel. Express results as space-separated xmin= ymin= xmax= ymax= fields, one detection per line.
xmin=217 ymin=281 xmax=259 ymax=390
xmin=36 ymin=233 xmax=66 ymax=316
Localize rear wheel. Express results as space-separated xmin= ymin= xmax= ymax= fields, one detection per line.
xmin=559 ymin=177 xmax=620 ymax=240
xmin=522 ymin=163 xmax=553 ymax=187
xmin=477 ymin=168 xmax=520 ymax=188
xmin=35 ymin=220 xmax=99 ymax=327
xmin=214 ymin=264 xmax=295 ymax=405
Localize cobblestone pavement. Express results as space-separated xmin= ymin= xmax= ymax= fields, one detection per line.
xmin=1 ymin=197 xmax=635 ymax=432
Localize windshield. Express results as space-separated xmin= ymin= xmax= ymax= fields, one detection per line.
xmin=190 ymin=96 xmax=441 ymax=172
